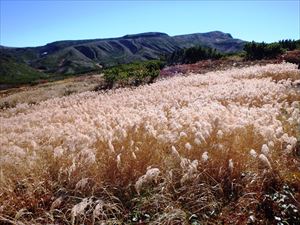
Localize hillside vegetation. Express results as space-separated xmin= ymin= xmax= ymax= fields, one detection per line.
xmin=167 ymin=45 xmax=223 ymax=65
xmin=1 ymin=30 xmax=299 ymax=90
xmin=0 ymin=31 xmax=244 ymax=75
xmin=0 ymin=63 xmax=299 ymax=224
xmin=0 ymin=53 xmax=49 ymax=86
xmin=101 ymin=60 xmax=163 ymax=89
xmin=244 ymin=39 xmax=300 ymax=60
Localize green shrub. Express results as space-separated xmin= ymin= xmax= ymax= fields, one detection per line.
xmin=103 ymin=60 xmax=164 ymax=89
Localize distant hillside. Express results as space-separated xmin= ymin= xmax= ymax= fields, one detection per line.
xmin=0 ymin=31 xmax=245 ymax=77
xmin=0 ymin=52 xmax=49 ymax=86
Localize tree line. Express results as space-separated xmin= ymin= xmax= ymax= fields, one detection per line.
xmin=167 ymin=39 xmax=300 ymax=64
xmin=244 ymin=39 xmax=300 ymax=60
xmin=167 ymin=46 xmax=223 ymax=65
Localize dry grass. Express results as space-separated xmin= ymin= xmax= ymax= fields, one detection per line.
xmin=0 ymin=63 xmax=300 ymax=224
xmin=262 ymin=71 xmax=300 ymax=83
xmin=0 ymin=74 xmax=104 ymax=109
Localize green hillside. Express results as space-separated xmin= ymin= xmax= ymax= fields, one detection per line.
xmin=0 ymin=53 xmax=49 ymax=85
xmin=1 ymin=31 xmax=245 ymax=76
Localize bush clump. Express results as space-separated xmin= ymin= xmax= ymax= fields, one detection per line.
xmin=102 ymin=60 xmax=164 ymax=89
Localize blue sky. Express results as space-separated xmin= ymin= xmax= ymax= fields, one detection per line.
xmin=0 ymin=0 xmax=299 ymax=47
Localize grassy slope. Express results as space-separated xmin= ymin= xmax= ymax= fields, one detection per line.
xmin=0 ymin=63 xmax=299 ymax=224
xmin=0 ymin=53 xmax=50 ymax=85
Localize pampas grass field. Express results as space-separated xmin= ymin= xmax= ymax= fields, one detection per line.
xmin=0 ymin=63 xmax=300 ymax=224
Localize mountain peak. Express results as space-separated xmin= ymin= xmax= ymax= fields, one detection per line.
xmin=122 ymin=32 xmax=169 ymax=39
xmin=200 ymin=31 xmax=233 ymax=39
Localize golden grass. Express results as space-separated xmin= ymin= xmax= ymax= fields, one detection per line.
xmin=0 ymin=64 xmax=299 ymax=224
xmin=1 ymin=117 xmax=299 ymax=224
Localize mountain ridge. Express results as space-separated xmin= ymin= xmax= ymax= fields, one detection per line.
xmin=0 ymin=31 xmax=245 ymax=76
